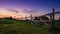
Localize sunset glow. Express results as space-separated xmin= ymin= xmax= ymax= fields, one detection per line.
xmin=0 ymin=0 xmax=60 ymax=19
xmin=0 ymin=8 xmax=31 ymax=19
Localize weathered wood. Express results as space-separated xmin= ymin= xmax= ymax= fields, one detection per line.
xmin=30 ymin=14 xmax=33 ymax=21
xmin=51 ymin=8 xmax=55 ymax=31
xmin=41 ymin=11 xmax=60 ymax=16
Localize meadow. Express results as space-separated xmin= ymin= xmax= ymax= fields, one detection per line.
xmin=0 ymin=19 xmax=60 ymax=34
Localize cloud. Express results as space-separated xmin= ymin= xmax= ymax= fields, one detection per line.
xmin=22 ymin=9 xmax=39 ymax=13
xmin=0 ymin=8 xmax=47 ymax=18
xmin=6 ymin=8 xmax=37 ymax=15
xmin=6 ymin=8 xmax=19 ymax=13
xmin=5 ymin=8 xmax=31 ymax=17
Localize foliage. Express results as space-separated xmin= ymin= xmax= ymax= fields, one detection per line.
xmin=0 ymin=19 xmax=60 ymax=34
xmin=0 ymin=19 xmax=14 ymax=24
xmin=4 ymin=17 xmax=13 ymax=20
xmin=40 ymin=16 xmax=49 ymax=20
xmin=34 ymin=17 xmax=40 ymax=20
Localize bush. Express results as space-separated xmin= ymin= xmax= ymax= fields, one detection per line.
xmin=0 ymin=19 xmax=13 ymax=24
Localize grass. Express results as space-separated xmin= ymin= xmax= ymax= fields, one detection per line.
xmin=0 ymin=19 xmax=60 ymax=34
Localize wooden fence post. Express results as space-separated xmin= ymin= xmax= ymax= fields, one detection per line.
xmin=31 ymin=14 xmax=33 ymax=21
xmin=51 ymin=8 xmax=55 ymax=31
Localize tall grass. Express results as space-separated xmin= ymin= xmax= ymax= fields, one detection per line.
xmin=0 ymin=19 xmax=60 ymax=34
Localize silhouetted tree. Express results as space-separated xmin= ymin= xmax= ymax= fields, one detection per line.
xmin=4 ymin=17 xmax=13 ymax=20
xmin=9 ymin=17 xmax=13 ymax=20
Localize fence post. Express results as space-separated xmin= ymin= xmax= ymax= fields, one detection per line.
xmin=31 ymin=14 xmax=33 ymax=21
xmin=51 ymin=8 xmax=55 ymax=31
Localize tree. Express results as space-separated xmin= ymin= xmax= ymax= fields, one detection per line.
xmin=4 ymin=17 xmax=13 ymax=20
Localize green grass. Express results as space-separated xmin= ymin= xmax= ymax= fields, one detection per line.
xmin=0 ymin=19 xmax=60 ymax=34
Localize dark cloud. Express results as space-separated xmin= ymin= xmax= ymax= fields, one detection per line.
xmin=6 ymin=9 xmax=19 ymax=13
xmin=22 ymin=9 xmax=39 ymax=13
xmin=6 ymin=8 xmax=40 ymax=15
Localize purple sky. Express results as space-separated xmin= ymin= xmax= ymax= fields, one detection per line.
xmin=0 ymin=0 xmax=60 ymax=18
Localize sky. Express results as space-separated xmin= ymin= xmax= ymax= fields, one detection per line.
xmin=0 ymin=0 xmax=60 ymax=19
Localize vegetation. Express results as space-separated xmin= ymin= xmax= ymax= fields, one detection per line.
xmin=0 ymin=18 xmax=60 ymax=34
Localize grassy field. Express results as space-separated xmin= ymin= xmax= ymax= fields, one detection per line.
xmin=0 ymin=19 xmax=60 ymax=34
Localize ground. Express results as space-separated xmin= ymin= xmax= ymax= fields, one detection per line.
xmin=0 ymin=19 xmax=60 ymax=34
